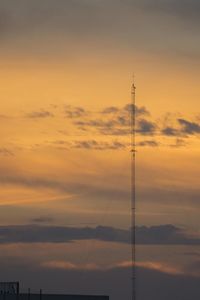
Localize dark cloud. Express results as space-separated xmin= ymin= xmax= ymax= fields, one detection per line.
xmin=99 ymin=128 xmax=130 ymax=136
xmin=101 ymin=106 xmax=120 ymax=114
xmin=136 ymin=224 xmax=194 ymax=245
xmin=162 ymin=126 xmax=180 ymax=136
xmin=124 ymin=104 xmax=150 ymax=117
xmin=26 ymin=110 xmax=54 ymax=119
xmin=101 ymin=104 xmax=149 ymax=117
xmin=74 ymin=118 xmax=130 ymax=136
xmin=74 ymin=104 xmax=151 ymax=137
xmin=64 ymin=106 xmax=87 ymax=118
xmin=178 ymin=118 xmax=200 ymax=135
xmin=170 ymin=138 xmax=187 ymax=148
xmin=161 ymin=118 xmax=200 ymax=140
xmin=31 ymin=216 xmax=55 ymax=224
xmin=137 ymin=119 xmax=156 ymax=135
xmin=21 ymin=104 xmax=200 ymax=144
xmin=49 ymin=139 xmax=126 ymax=151
xmin=71 ymin=105 xmax=200 ymax=141
xmin=0 ymin=224 xmax=199 ymax=245
xmin=74 ymin=119 xmax=115 ymax=129
xmin=137 ymin=140 xmax=159 ymax=147
xmin=74 ymin=119 xmax=129 ymax=136
xmin=73 ymin=140 xmax=126 ymax=151
xmin=139 ymin=224 xmax=200 ymax=245
xmin=0 ymin=225 xmax=129 ymax=244
xmin=51 ymin=140 xmax=69 ymax=146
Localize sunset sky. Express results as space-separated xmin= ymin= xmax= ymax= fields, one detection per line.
xmin=1 ymin=1 xmax=200 ymax=299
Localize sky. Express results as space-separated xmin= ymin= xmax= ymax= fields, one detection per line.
xmin=0 ymin=0 xmax=200 ymax=299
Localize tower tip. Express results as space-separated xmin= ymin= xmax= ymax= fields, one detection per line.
xmin=131 ymin=73 xmax=136 ymax=93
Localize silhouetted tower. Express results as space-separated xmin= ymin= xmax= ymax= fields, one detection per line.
xmin=131 ymin=79 xmax=136 ymax=300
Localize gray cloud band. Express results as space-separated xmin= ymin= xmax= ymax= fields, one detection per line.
xmin=0 ymin=224 xmax=199 ymax=245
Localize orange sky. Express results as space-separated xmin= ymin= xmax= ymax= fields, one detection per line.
xmin=0 ymin=1 xmax=200 ymax=299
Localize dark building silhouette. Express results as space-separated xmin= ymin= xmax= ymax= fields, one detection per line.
xmin=0 ymin=283 xmax=109 ymax=300
xmin=0 ymin=294 xmax=109 ymax=300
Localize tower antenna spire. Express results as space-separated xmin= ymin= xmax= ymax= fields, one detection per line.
xmin=131 ymin=76 xmax=136 ymax=300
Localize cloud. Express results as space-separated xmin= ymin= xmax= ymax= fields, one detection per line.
xmin=64 ymin=106 xmax=87 ymax=118
xmin=42 ymin=260 xmax=105 ymax=272
xmin=2 ymin=103 xmax=200 ymax=152
xmin=0 ymin=225 xmax=129 ymax=244
xmin=41 ymin=259 xmax=184 ymax=276
xmin=161 ymin=118 xmax=200 ymax=142
xmin=98 ymin=128 xmax=130 ymax=136
xmin=74 ymin=119 xmax=131 ymax=136
xmin=26 ymin=110 xmax=54 ymax=119
xmin=178 ymin=118 xmax=200 ymax=135
xmin=31 ymin=216 xmax=55 ymax=224
xmin=10 ymin=102 xmax=199 ymax=147
xmin=124 ymin=104 xmax=150 ymax=117
xmin=137 ymin=140 xmax=159 ymax=147
xmin=136 ymin=261 xmax=184 ymax=276
xmin=0 ymin=224 xmax=199 ymax=245
xmin=137 ymin=119 xmax=157 ymax=135
xmin=162 ymin=126 xmax=180 ymax=136
xmin=71 ymin=104 xmax=200 ymax=142
xmin=49 ymin=139 xmax=127 ymax=151
xmin=170 ymin=138 xmax=187 ymax=148
xmin=0 ymin=148 xmax=14 ymax=156
xmin=118 ymin=224 xmax=200 ymax=246
xmin=0 ymin=170 xmax=130 ymax=203
xmin=101 ymin=106 xmax=120 ymax=114
xmin=162 ymin=118 xmax=200 ymax=138
xmin=74 ymin=104 xmax=151 ymax=137
xmin=72 ymin=140 xmax=126 ymax=150
xmin=74 ymin=119 xmax=116 ymax=130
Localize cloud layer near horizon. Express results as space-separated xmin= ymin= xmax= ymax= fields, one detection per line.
xmin=0 ymin=224 xmax=199 ymax=246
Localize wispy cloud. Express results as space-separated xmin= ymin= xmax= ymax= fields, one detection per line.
xmin=137 ymin=140 xmax=159 ymax=147
xmin=72 ymin=140 xmax=126 ymax=150
xmin=41 ymin=259 xmax=186 ymax=277
xmin=64 ymin=105 xmax=87 ymax=118
xmin=41 ymin=258 xmax=200 ymax=285
xmin=31 ymin=216 xmax=55 ymax=224
xmin=73 ymin=104 xmax=152 ymax=137
xmin=1 ymin=103 xmax=200 ymax=153
xmin=26 ymin=110 xmax=54 ymax=119
xmin=0 ymin=148 xmax=14 ymax=156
